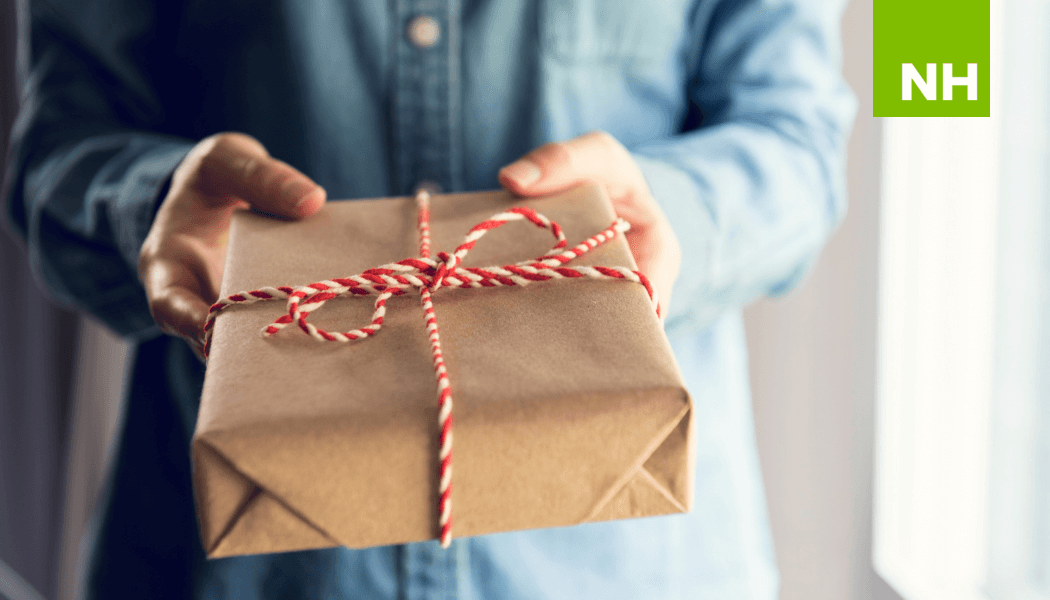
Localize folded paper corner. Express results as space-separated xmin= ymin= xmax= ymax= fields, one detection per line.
xmin=192 ymin=437 xmax=340 ymax=558
xmin=193 ymin=439 xmax=259 ymax=555
xmin=580 ymin=401 xmax=693 ymax=524
xmin=207 ymin=490 xmax=340 ymax=558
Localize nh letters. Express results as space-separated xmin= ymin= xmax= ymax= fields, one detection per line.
xmin=902 ymin=63 xmax=979 ymax=101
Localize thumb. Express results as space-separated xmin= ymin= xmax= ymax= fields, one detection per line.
xmin=498 ymin=131 xmax=638 ymax=197
xmin=193 ymin=132 xmax=327 ymax=219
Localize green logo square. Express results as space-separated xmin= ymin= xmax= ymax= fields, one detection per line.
xmin=874 ymin=0 xmax=990 ymax=117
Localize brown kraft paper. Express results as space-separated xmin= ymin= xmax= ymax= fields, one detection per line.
xmin=193 ymin=183 xmax=694 ymax=558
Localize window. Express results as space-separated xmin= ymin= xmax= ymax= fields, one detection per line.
xmin=874 ymin=2 xmax=1050 ymax=599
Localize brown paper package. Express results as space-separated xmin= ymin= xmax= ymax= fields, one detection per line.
xmin=193 ymin=183 xmax=694 ymax=558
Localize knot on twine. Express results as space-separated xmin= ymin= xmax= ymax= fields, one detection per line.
xmin=203 ymin=190 xmax=659 ymax=548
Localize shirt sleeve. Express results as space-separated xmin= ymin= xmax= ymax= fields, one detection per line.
xmin=631 ymin=0 xmax=856 ymax=336
xmin=3 ymin=0 xmax=194 ymax=338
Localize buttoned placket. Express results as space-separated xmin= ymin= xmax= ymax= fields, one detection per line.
xmin=393 ymin=0 xmax=463 ymax=197
xmin=393 ymin=1 xmax=464 ymax=598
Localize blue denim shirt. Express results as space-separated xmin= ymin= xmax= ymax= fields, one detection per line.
xmin=5 ymin=0 xmax=854 ymax=597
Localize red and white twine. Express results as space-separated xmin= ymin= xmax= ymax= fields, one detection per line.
xmin=202 ymin=190 xmax=660 ymax=548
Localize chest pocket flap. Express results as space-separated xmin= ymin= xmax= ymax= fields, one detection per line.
xmin=540 ymin=0 xmax=693 ymax=63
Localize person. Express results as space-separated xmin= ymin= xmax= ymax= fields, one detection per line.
xmin=3 ymin=0 xmax=855 ymax=597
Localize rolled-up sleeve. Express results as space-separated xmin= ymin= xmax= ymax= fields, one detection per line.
xmin=3 ymin=0 xmax=194 ymax=338
xmin=632 ymin=0 xmax=856 ymax=335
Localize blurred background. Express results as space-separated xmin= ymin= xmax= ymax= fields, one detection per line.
xmin=2 ymin=1 xmax=1041 ymax=600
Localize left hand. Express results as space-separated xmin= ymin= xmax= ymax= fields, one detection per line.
xmin=499 ymin=130 xmax=681 ymax=315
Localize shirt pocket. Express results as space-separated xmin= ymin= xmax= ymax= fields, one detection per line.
xmin=539 ymin=0 xmax=693 ymax=63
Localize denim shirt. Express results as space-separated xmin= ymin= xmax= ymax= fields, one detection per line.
xmin=4 ymin=0 xmax=854 ymax=598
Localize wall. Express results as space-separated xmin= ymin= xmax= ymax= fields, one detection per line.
xmin=0 ymin=0 xmax=81 ymax=598
xmin=744 ymin=1 xmax=902 ymax=599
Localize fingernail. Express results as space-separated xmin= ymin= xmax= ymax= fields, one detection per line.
xmin=500 ymin=160 xmax=542 ymax=188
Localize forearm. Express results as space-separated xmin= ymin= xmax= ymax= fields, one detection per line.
xmin=7 ymin=129 xmax=193 ymax=337
xmin=633 ymin=0 xmax=855 ymax=335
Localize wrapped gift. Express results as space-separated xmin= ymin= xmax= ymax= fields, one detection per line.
xmin=193 ymin=183 xmax=693 ymax=558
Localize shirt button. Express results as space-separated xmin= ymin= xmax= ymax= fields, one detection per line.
xmin=407 ymin=16 xmax=441 ymax=48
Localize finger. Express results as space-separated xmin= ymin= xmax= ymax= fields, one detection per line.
xmin=150 ymin=285 xmax=211 ymax=347
xmin=628 ymin=225 xmax=680 ymax=316
xmin=154 ymin=287 xmax=208 ymax=364
xmin=498 ymin=131 xmax=638 ymax=196
xmin=141 ymin=252 xmax=214 ymax=341
xmin=195 ymin=133 xmax=327 ymax=219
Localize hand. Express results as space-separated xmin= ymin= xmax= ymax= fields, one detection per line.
xmin=498 ymin=131 xmax=681 ymax=315
xmin=139 ymin=132 xmax=326 ymax=359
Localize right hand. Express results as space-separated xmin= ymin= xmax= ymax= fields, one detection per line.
xmin=139 ymin=132 xmax=326 ymax=359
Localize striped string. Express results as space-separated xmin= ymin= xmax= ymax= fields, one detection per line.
xmin=202 ymin=190 xmax=660 ymax=548
xmin=414 ymin=190 xmax=454 ymax=546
